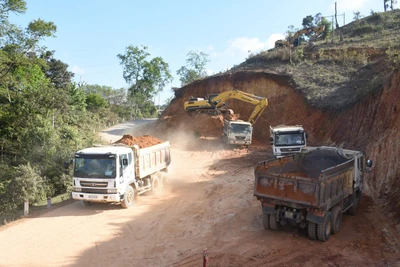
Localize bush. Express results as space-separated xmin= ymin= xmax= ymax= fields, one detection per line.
xmin=351 ymin=22 xmax=384 ymax=36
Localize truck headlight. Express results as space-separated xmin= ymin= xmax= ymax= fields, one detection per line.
xmin=107 ymin=189 xmax=118 ymax=194
xmin=73 ymin=187 xmax=82 ymax=192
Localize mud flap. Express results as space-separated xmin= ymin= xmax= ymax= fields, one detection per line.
xmin=262 ymin=206 xmax=276 ymax=215
xmin=306 ymin=211 xmax=324 ymax=224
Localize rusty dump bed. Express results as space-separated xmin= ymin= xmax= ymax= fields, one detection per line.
xmin=254 ymin=148 xmax=355 ymax=210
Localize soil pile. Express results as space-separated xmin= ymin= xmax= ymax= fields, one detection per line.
xmin=114 ymin=134 xmax=162 ymax=148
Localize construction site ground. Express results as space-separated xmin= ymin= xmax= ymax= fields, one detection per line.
xmin=0 ymin=122 xmax=399 ymax=267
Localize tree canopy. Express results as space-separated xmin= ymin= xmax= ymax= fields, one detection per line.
xmin=117 ymin=45 xmax=172 ymax=118
xmin=177 ymin=50 xmax=210 ymax=86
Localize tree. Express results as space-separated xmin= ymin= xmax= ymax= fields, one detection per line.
xmin=117 ymin=45 xmax=172 ymax=97
xmin=384 ymin=0 xmax=390 ymax=11
xmin=117 ymin=45 xmax=172 ymax=118
xmin=302 ymin=15 xmax=314 ymax=28
xmin=353 ymin=11 xmax=362 ymax=21
xmin=318 ymin=17 xmax=332 ymax=40
xmin=314 ymin=13 xmax=322 ymax=25
xmin=85 ymin=93 xmax=108 ymax=111
xmin=390 ymin=0 xmax=397 ymax=10
xmin=40 ymin=51 xmax=74 ymax=89
xmin=177 ymin=50 xmax=209 ymax=86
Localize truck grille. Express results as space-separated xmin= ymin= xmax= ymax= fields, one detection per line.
xmin=79 ymin=181 xmax=108 ymax=187
xmin=235 ymin=136 xmax=246 ymax=140
xmin=280 ymin=147 xmax=301 ymax=152
xmin=80 ymin=188 xmax=108 ymax=194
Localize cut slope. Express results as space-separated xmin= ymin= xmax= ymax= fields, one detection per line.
xmin=158 ymin=68 xmax=400 ymax=225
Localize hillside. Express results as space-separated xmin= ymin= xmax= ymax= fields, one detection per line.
xmin=155 ymin=10 xmax=400 ymax=227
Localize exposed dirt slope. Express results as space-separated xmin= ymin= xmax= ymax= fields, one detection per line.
xmin=159 ymin=68 xmax=400 ymax=226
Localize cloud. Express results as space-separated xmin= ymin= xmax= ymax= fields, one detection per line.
xmin=71 ymin=65 xmax=85 ymax=75
xmin=266 ymin=33 xmax=286 ymax=49
xmin=226 ymin=33 xmax=286 ymax=56
xmin=228 ymin=37 xmax=267 ymax=54
xmin=330 ymin=0 xmax=370 ymax=11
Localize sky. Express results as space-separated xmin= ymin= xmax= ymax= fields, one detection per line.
xmin=10 ymin=0 xmax=389 ymax=105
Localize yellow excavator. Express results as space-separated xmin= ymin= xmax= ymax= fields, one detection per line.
xmin=184 ymin=90 xmax=268 ymax=146
xmin=184 ymin=89 xmax=268 ymax=124
xmin=275 ymin=24 xmax=325 ymax=48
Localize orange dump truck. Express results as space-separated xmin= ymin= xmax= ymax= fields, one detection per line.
xmin=254 ymin=146 xmax=372 ymax=242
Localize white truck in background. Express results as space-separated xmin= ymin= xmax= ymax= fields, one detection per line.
xmin=270 ymin=125 xmax=308 ymax=157
xmin=71 ymin=142 xmax=171 ymax=208
xmin=223 ymin=119 xmax=253 ymax=146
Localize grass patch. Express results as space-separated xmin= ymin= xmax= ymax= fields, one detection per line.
xmin=0 ymin=192 xmax=72 ymax=226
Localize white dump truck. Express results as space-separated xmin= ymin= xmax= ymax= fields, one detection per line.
xmin=71 ymin=141 xmax=171 ymax=208
xmin=270 ymin=125 xmax=308 ymax=157
xmin=223 ymin=119 xmax=253 ymax=146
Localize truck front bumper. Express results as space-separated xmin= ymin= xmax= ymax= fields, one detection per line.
xmin=72 ymin=192 xmax=121 ymax=203
xmin=228 ymin=140 xmax=251 ymax=145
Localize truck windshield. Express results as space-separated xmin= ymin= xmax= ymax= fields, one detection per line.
xmin=231 ymin=124 xmax=251 ymax=133
xmin=73 ymin=155 xmax=117 ymax=179
xmin=275 ymin=133 xmax=305 ymax=146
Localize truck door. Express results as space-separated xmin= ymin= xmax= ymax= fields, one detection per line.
xmin=119 ymin=153 xmax=134 ymax=185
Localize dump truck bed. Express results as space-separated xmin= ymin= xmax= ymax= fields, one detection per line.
xmin=254 ymin=147 xmax=356 ymax=211
xmin=133 ymin=141 xmax=171 ymax=179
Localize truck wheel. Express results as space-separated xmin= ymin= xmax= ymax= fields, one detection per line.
xmin=347 ymin=194 xmax=358 ymax=215
xmin=269 ymin=214 xmax=282 ymax=231
xmin=262 ymin=212 xmax=270 ymax=230
xmin=331 ymin=206 xmax=342 ymax=234
xmin=151 ymin=176 xmax=162 ymax=195
xmin=121 ymin=186 xmax=135 ymax=208
xmin=317 ymin=212 xmax=332 ymax=242
xmin=308 ymin=222 xmax=317 ymax=240
xmin=161 ymin=172 xmax=169 ymax=187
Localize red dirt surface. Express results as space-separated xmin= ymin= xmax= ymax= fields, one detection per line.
xmin=114 ymin=134 xmax=162 ymax=148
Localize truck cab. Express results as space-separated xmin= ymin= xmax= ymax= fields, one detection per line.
xmin=72 ymin=145 xmax=135 ymax=204
xmin=270 ymin=125 xmax=308 ymax=157
xmin=223 ymin=119 xmax=253 ymax=146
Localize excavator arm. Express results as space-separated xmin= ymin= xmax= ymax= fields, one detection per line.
xmin=275 ymin=25 xmax=326 ymax=48
xmin=184 ymin=90 xmax=268 ymax=124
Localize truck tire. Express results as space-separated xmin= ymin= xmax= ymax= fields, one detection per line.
xmin=269 ymin=213 xmax=282 ymax=231
xmin=121 ymin=186 xmax=135 ymax=208
xmin=262 ymin=212 xmax=270 ymax=230
xmin=308 ymin=222 xmax=317 ymax=240
xmin=331 ymin=206 xmax=342 ymax=234
xmin=151 ymin=176 xmax=162 ymax=195
xmin=347 ymin=194 xmax=358 ymax=216
xmin=161 ymin=172 xmax=169 ymax=187
xmin=317 ymin=212 xmax=332 ymax=242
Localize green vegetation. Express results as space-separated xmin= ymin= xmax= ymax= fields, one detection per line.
xmin=0 ymin=0 xmax=166 ymax=222
xmin=232 ymin=9 xmax=400 ymax=110
xmin=177 ymin=51 xmax=210 ymax=85
xmin=117 ymin=45 xmax=173 ymax=118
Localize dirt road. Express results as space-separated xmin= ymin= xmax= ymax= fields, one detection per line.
xmin=0 ymin=125 xmax=399 ymax=267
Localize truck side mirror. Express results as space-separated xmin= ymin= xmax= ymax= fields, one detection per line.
xmin=365 ymin=159 xmax=373 ymax=173
xmin=305 ymin=133 xmax=309 ymax=139
xmin=366 ymin=160 xmax=373 ymax=168
xmin=122 ymin=158 xmax=128 ymax=166
xmin=270 ymin=137 xmax=273 ymax=145
xmin=64 ymin=159 xmax=73 ymax=169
